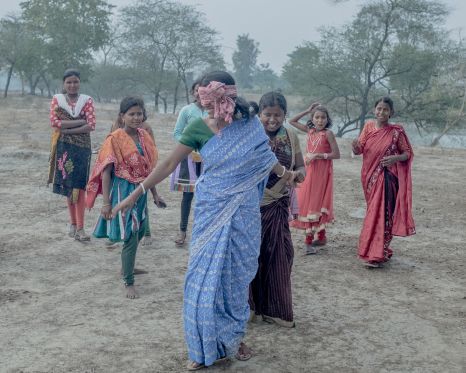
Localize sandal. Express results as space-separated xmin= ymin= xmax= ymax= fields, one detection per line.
xmin=74 ymin=228 xmax=90 ymax=242
xmin=305 ymin=244 xmax=318 ymax=255
xmin=235 ymin=342 xmax=253 ymax=361
xmin=364 ymin=261 xmax=382 ymax=268
xmin=312 ymin=238 xmax=327 ymax=246
xmin=68 ymin=224 xmax=77 ymax=238
xmin=175 ymin=231 xmax=187 ymax=246
xmin=262 ymin=315 xmax=295 ymax=328
xmin=186 ymin=361 xmax=205 ymax=371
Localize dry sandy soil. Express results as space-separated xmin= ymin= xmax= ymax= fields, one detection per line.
xmin=0 ymin=96 xmax=465 ymax=373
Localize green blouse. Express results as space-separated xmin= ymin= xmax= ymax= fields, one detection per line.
xmin=178 ymin=117 xmax=214 ymax=151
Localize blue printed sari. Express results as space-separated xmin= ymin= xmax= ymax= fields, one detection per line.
xmin=184 ymin=117 xmax=277 ymax=366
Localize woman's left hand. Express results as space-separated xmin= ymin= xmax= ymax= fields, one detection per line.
xmin=381 ymin=155 xmax=398 ymax=167
xmin=100 ymin=205 xmax=112 ymax=220
xmin=292 ymin=170 xmax=305 ymax=184
xmin=286 ymin=171 xmax=294 ymax=186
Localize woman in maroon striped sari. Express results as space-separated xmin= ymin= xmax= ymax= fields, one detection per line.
xmin=249 ymin=92 xmax=305 ymax=327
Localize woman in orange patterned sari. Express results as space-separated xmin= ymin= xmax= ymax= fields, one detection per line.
xmin=352 ymin=97 xmax=415 ymax=268
xmin=86 ymin=97 xmax=158 ymax=298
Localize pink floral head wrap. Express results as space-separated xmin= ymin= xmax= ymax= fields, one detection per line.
xmin=198 ymin=81 xmax=238 ymax=123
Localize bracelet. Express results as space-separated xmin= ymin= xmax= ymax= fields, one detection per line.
xmin=140 ymin=182 xmax=146 ymax=194
xmin=102 ymin=203 xmax=111 ymax=208
xmin=276 ymin=166 xmax=286 ymax=178
xmin=323 ymin=153 xmax=328 ymax=160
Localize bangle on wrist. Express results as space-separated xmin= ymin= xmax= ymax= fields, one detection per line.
xmin=140 ymin=182 xmax=146 ymax=194
xmin=276 ymin=165 xmax=286 ymax=178
xmin=102 ymin=203 xmax=111 ymax=208
xmin=323 ymin=153 xmax=328 ymax=160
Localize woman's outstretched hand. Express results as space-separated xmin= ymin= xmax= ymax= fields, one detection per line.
xmin=112 ymin=195 xmax=136 ymax=218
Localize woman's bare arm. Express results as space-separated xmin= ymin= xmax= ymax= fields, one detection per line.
xmin=61 ymin=123 xmax=93 ymax=134
xmin=60 ymin=119 xmax=87 ymax=129
xmin=112 ymin=143 xmax=193 ymax=215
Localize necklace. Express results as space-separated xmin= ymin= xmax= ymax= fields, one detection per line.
xmin=308 ymin=130 xmax=322 ymax=154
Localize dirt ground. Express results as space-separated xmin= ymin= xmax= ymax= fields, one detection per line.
xmin=0 ymin=96 xmax=465 ymax=373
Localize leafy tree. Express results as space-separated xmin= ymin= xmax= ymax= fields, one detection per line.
xmin=283 ymin=0 xmax=454 ymax=137
xmin=20 ymin=0 xmax=113 ymax=80
xmin=82 ymin=63 xmax=142 ymax=103
xmin=252 ymin=63 xmax=281 ymax=92
xmin=117 ymin=0 xmax=224 ymax=112
xmin=0 ymin=15 xmax=25 ymax=97
xmin=232 ymin=34 xmax=259 ymax=89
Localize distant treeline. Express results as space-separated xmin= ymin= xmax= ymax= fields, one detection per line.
xmin=1 ymin=0 xmax=465 ymax=144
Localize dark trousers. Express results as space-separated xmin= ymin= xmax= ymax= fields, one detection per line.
xmin=180 ymin=192 xmax=194 ymax=232
xmin=121 ymin=219 xmax=147 ymax=286
xmin=179 ymin=162 xmax=201 ymax=232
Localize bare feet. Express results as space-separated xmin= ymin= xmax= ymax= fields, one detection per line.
xmin=235 ymin=342 xmax=252 ymax=361
xmin=141 ymin=236 xmax=153 ymax=247
xmin=125 ymin=285 xmax=138 ymax=299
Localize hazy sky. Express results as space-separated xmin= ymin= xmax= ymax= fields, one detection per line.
xmin=1 ymin=0 xmax=465 ymax=72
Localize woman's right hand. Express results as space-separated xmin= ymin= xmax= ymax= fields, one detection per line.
xmin=304 ymin=152 xmax=318 ymax=165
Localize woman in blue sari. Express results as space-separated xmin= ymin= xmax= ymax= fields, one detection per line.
xmin=112 ymin=71 xmax=296 ymax=370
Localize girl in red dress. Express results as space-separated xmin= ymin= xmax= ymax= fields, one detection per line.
xmin=289 ymin=104 xmax=340 ymax=254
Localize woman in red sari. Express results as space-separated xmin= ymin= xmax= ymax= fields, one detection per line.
xmin=352 ymin=97 xmax=415 ymax=268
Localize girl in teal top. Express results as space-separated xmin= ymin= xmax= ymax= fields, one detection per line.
xmin=170 ymin=77 xmax=207 ymax=246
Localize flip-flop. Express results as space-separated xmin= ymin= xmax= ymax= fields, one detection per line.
xmin=186 ymin=361 xmax=205 ymax=371
xmin=68 ymin=224 xmax=77 ymax=238
xmin=74 ymin=229 xmax=90 ymax=242
xmin=235 ymin=342 xmax=253 ymax=361
xmin=175 ymin=232 xmax=187 ymax=246
xmin=364 ymin=261 xmax=382 ymax=268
